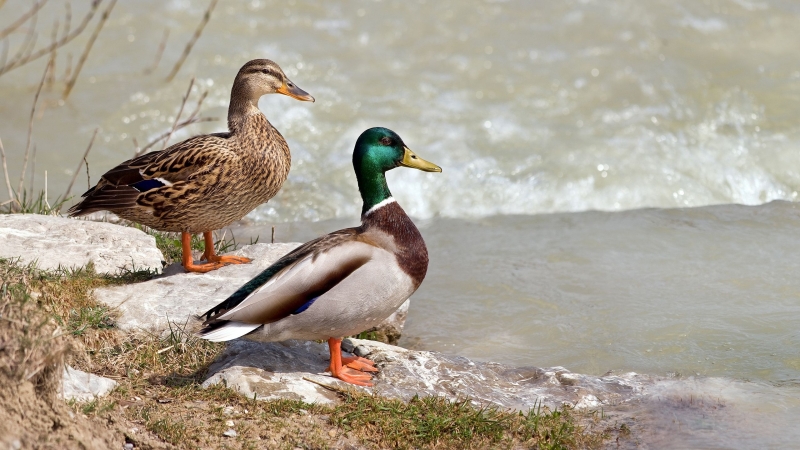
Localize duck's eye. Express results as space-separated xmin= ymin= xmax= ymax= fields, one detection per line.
xmin=261 ymin=69 xmax=269 ymax=74
xmin=380 ymin=137 xmax=392 ymax=145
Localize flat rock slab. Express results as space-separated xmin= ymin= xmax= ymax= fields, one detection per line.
xmin=94 ymin=243 xmax=299 ymax=331
xmin=0 ymin=214 xmax=163 ymax=275
xmin=203 ymin=338 xmax=650 ymax=410
xmin=60 ymin=366 xmax=117 ymax=402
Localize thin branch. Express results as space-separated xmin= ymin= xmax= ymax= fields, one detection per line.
xmin=84 ymin=153 xmax=90 ymax=190
xmin=165 ymin=0 xmax=218 ymax=82
xmin=144 ymin=28 xmax=169 ymax=75
xmin=0 ymin=0 xmax=48 ymax=41
xmin=62 ymin=2 xmax=72 ymax=42
xmin=64 ymin=128 xmax=98 ymax=199
xmin=0 ymin=137 xmax=14 ymax=204
xmin=63 ymin=0 xmax=116 ymax=99
xmin=18 ymin=63 xmax=49 ymax=196
xmin=136 ymin=117 xmax=216 ymax=157
xmin=6 ymin=9 xmax=40 ymax=70
xmin=161 ymin=77 xmax=194 ymax=150
xmin=0 ymin=0 xmax=101 ymax=77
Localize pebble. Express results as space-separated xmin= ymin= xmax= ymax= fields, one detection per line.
xmin=225 ymin=420 xmax=234 ymax=427
xmin=223 ymin=429 xmax=237 ymax=438
xmin=222 ymin=406 xmax=235 ymax=415
xmin=354 ymin=345 xmax=369 ymax=357
xmin=123 ymin=443 xmax=134 ymax=450
xmin=341 ymin=339 xmax=356 ymax=353
xmin=328 ymin=430 xmax=337 ymax=438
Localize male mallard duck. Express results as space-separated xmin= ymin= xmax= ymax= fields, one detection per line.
xmin=68 ymin=59 xmax=314 ymax=273
xmin=197 ymin=127 xmax=441 ymax=386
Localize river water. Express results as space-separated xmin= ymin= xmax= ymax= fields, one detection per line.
xmin=2 ymin=0 xmax=800 ymax=447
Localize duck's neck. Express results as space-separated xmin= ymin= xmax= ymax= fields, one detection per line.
xmin=358 ymin=170 xmax=393 ymax=217
xmin=227 ymin=85 xmax=263 ymax=133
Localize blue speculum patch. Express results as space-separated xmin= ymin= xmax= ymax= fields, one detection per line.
xmin=292 ymin=296 xmax=319 ymax=315
xmin=132 ymin=179 xmax=165 ymax=192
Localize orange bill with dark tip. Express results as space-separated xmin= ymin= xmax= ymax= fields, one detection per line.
xmin=277 ymin=81 xmax=315 ymax=102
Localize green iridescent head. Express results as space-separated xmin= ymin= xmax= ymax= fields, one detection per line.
xmin=352 ymin=127 xmax=441 ymax=215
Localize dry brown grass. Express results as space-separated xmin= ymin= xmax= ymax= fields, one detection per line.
xmin=0 ymin=257 xmax=623 ymax=449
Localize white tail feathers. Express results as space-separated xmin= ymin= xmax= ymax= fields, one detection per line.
xmin=198 ymin=322 xmax=260 ymax=342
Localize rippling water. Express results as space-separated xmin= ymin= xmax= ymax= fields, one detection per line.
xmin=2 ymin=0 xmax=800 ymax=446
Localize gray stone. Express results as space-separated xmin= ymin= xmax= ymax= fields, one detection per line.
xmin=60 ymin=365 xmax=117 ymax=402
xmin=93 ymin=243 xmax=412 ymax=340
xmin=0 ymin=214 xmax=163 ymax=275
xmin=202 ymin=338 xmax=650 ymax=411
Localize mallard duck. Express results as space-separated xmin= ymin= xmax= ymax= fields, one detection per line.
xmin=68 ymin=59 xmax=314 ymax=273
xmin=197 ymin=127 xmax=441 ymax=386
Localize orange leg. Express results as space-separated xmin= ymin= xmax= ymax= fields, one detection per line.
xmin=200 ymin=231 xmax=252 ymax=265
xmin=181 ymin=232 xmax=227 ymax=273
xmin=327 ymin=338 xmax=375 ymax=386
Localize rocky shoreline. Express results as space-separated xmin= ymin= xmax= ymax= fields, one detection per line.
xmin=1 ymin=214 xmax=651 ymax=411
xmin=7 ymin=213 xmax=771 ymax=448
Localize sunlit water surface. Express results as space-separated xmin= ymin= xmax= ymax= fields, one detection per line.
xmin=3 ymin=0 xmax=800 ymax=446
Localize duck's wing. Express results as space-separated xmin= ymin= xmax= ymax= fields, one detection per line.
xmin=198 ymin=227 xmax=385 ymax=340
xmin=67 ymin=133 xmax=233 ymax=215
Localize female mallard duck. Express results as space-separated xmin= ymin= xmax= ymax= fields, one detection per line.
xmin=197 ymin=127 xmax=441 ymax=386
xmin=68 ymin=59 xmax=314 ymax=273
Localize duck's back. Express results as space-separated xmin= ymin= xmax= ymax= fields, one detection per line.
xmin=72 ymin=113 xmax=291 ymax=233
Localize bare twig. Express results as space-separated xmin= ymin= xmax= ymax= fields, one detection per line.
xmin=165 ymin=0 xmax=218 ymax=82
xmin=6 ymin=9 xmax=40 ymax=70
xmin=84 ymin=153 xmax=90 ymax=190
xmin=271 ymin=226 xmax=275 ymax=243
xmin=18 ymin=63 xmax=49 ymax=196
xmin=0 ymin=0 xmax=101 ymax=77
xmin=134 ymin=79 xmax=213 ymax=156
xmin=61 ymin=2 xmax=72 ymax=41
xmin=64 ymin=128 xmax=98 ymax=199
xmin=144 ymin=28 xmax=169 ymax=75
xmin=161 ymin=77 xmax=194 ymax=150
xmin=135 ymin=116 xmax=215 ymax=156
xmin=0 ymin=137 xmax=14 ymax=204
xmin=0 ymin=0 xmax=48 ymax=41
xmin=63 ymin=0 xmax=116 ymax=99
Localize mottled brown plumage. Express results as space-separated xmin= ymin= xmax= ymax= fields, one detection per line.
xmin=68 ymin=59 xmax=314 ymax=272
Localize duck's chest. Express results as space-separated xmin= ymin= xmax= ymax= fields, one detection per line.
xmin=214 ymin=130 xmax=292 ymax=204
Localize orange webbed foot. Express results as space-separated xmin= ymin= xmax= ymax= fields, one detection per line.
xmin=184 ymin=262 xmax=228 ymax=273
xmin=199 ymin=231 xmax=251 ymax=266
xmin=334 ymin=367 xmax=374 ymax=387
xmin=343 ymin=356 xmax=379 ymax=373
xmin=327 ymin=337 xmax=376 ymax=387
xmin=203 ymin=254 xmax=252 ymax=265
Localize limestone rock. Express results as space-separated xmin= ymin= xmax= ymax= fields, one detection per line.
xmin=203 ymin=338 xmax=650 ymax=411
xmin=93 ymin=243 xmax=412 ymax=340
xmin=60 ymin=366 xmax=117 ymax=402
xmin=0 ymin=214 xmax=162 ymax=275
